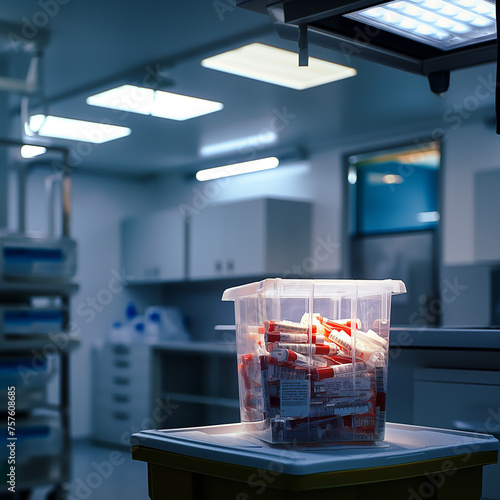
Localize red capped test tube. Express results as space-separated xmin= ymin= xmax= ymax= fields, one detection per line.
xmin=274 ymin=342 xmax=338 ymax=356
xmin=265 ymin=332 xmax=325 ymax=344
xmin=270 ymin=349 xmax=328 ymax=368
xmin=265 ymin=320 xmax=317 ymax=334
xmin=312 ymin=361 xmax=368 ymax=380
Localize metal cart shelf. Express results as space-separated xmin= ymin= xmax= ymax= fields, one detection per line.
xmin=1 ymin=139 xmax=78 ymax=500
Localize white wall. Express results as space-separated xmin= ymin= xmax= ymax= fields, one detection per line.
xmin=146 ymin=151 xmax=345 ymax=276
xmin=145 ymin=113 xmax=500 ymax=273
xmin=443 ymin=120 xmax=500 ymax=265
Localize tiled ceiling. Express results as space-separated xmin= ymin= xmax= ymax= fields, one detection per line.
xmin=0 ymin=0 xmax=496 ymax=175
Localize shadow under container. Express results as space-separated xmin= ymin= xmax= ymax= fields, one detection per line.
xmin=222 ymin=278 xmax=406 ymax=444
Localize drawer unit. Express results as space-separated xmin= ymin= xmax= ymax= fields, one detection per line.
xmin=92 ymin=343 xmax=152 ymax=447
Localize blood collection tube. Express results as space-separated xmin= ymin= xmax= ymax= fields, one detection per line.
xmin=265 ymin=320 xmax=317 ymax=334
xmin=359 ymin=328 xmax=388 ymax=349
xmin=268 ymin=364 xmax=308 ymax=381
xmin=270 ymin=349 xmax=328 ymax=367
xmin=332 ymin=401 xmax=371 ymax=416
xmin=265 ymin=332 xmax=325 ymax=344
xmin=308 ymin=404 xmax=336 ymax=418
xmin=321 ymin=319 xmax=352 ymax=335
xmin=259 ymin=356 xmax=271 ymax=415
xmin=238 ymin=363 xmax=250 ymax=390
xmin=328 ymin=329 xmax=375 ymax=361
xmin=274 ymin=342 xmax=338 ymax=356
xmin=312 ymin=361 xmax=367 ymax=380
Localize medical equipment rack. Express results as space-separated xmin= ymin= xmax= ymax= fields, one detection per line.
xmin=0 ymin=139 xmax=79 ymax=500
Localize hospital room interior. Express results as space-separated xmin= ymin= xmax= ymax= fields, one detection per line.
xmin=1 ymin=1 xmax=500 ymax=499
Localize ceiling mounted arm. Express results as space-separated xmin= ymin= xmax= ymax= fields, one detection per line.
xmin=237 ymin=0 xmax=498 ymax=82
xmin=0 ymin=21 xmax=49 ymax=96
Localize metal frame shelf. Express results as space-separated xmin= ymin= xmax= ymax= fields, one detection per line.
xmin=0 ymin=137 xmax=78 ymax=500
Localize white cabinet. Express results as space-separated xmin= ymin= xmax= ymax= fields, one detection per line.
xmin=188 ymin=198 xmax=312 ymax=280
xmin=121 ymin=208 xmax=185 ymax=282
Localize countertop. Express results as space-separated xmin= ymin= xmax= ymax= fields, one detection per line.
xmin=390 ymin=327 xmax=500 ymax=350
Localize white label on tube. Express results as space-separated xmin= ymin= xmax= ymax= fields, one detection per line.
xmin=314 ymin=376 xmax=371 ymax=397
xmin=331 ymin=362 xmax=367 ymax=376
xmin=280 ymin=379 xmax=310 ymax=418
xmin=269 ymin=364 xmax=308 ymax=381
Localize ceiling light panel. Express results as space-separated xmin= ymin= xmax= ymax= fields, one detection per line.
xmin=201 ymin=43 xmax=357 ymax=90
xmin=28 ymin=115 xmax=131 ymax=143
xmin=87 ymin=85 xmax=154 ymax=115
xmin=87 ymin=85 xmax=224 ymax=121
xmin=20 ymin=145 xmax=46 ymax=158
xmin=151 ymin=90 xmax=223 ymax=120
xmin=345 ymin=0 xmax=496 ymax=50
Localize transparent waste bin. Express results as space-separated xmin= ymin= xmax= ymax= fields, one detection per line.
xmin=222 ymin=278 xmax=406 ymax=444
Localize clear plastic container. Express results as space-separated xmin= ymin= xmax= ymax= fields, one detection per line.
xmin=222 ymin=278 xmax=406 ymax=444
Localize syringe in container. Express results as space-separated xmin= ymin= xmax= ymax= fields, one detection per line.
xmin=312 ymin=361 xmax=368 ymax=380
xmin=313 ymin=375 xmax=373 ymax=397
xmin=264 ymin=320 xmax=317 ymax=333
xmin=271 ymin=342 xmax=338 ymax=356
xmin=309 ymin=401 xmax=372 ymax=417
xmin=265 ymin=332 xmax=325 ymax=344
xmin=319 ymin=316 xmax=388 ymax=349
xmin=327 ymin=329 xmax=377 ymax=362
xmin=270 ymin=348 xmax=329 ymax=367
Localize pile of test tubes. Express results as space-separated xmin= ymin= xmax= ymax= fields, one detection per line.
xmin=238 ymin=314 xmax=388 ymax=443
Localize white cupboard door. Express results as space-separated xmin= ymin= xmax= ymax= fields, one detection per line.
xmin=189 ymin=201 xmax=265 ymax=279
xmin=122 ymin=209 xmax=185 ymax=282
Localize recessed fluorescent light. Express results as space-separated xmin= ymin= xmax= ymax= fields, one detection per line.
xmin=87 ymin=84 xmax=223 ymax=121
xmin=196 ymin=156 xmax=279 ymax=181
xmin=20 ymin=145 xmax=46 ymax=158
xmin=201 ymin=43 xmax=357 ymax=90
xmin=87 ymin=85 xmax=153 ymax=115
xmin=345 ymin=0 xmax=496 ymax=50
xmin=27 ymin=115 xmax=131 ymax=143
xmin=200 ymin=131 xmax=278 ymax=157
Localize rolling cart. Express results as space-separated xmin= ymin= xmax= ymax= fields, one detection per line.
xmin=131 ymin=422 xmax=499 ymax=500
xmin=1 ymin=140 xmax=78 ymax=500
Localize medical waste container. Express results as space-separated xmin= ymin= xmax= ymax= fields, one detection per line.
xmin=222 ymin=278 xmax=406 ymax=444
